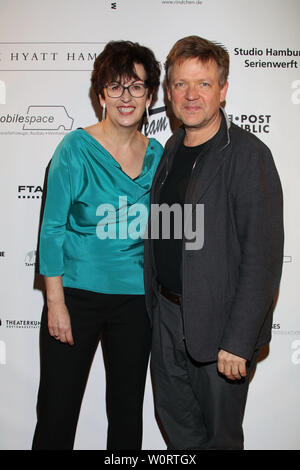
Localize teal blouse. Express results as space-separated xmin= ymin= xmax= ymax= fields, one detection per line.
xmin=39 ymin=129 xmax=163 ymax=294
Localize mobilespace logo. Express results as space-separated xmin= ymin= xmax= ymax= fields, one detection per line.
xmin=0 ymin=105 xmax=74 ymax=132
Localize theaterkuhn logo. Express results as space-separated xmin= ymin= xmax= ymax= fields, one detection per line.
xmin=0 ymin=105 xmax=74 ymax=133
xmin=4 ymin=319 xmax=40 ymax=329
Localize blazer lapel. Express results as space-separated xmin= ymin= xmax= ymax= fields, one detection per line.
xmin=185 ymin=112 xmax=231 ymax=204
xmin=185 ymin=144 xmax=228 ymax=205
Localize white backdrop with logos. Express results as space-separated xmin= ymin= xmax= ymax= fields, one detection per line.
xmin=0 ymin=0 xmax=299 ymax=450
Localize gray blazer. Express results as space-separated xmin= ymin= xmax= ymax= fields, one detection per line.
xmin=144 ymin=109 xmax=284 ymax=362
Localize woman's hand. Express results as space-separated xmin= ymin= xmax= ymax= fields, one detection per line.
xmin=47 ymin=300 xmax=74 ymax=346
xmin=44 ymin=275 xmax=74 ymax=346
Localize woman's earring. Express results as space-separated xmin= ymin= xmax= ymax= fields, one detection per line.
xmin=102 ymin=103 xmax=106 ymax=121
xmin=146 ymin=105 xmax=150 ymax=121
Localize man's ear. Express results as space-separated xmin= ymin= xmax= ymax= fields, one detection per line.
xmin=220 ymin=81 xmax=229 ymax=104
xmin=166 ymin=85 xmax=172 ymax=103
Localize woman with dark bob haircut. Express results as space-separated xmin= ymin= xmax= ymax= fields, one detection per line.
xmin=32 ymin=41 xmax=163 ymax=450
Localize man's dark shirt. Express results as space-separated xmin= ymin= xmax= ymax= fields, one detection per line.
xmin=154 ymin=116 xmax=226 ymax=293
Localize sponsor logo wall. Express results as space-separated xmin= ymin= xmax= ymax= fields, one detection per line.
xmin=0 ymin=0 xmax=299 ymax=450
